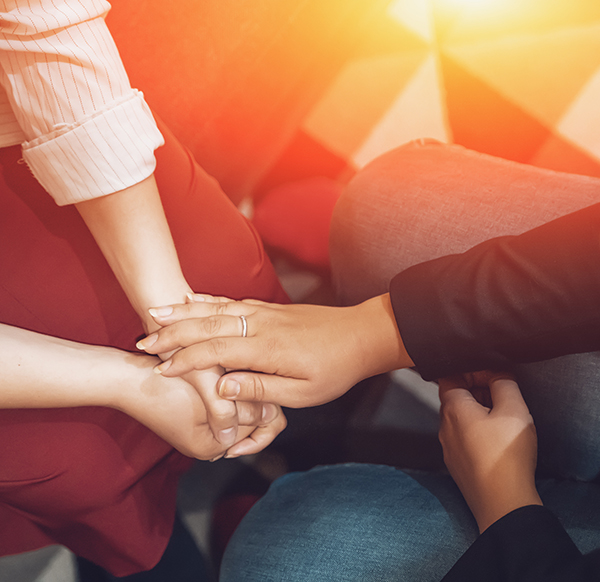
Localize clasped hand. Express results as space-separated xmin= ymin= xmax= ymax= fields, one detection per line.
xmin=438 ymin=372 xmax=542 ymax=532
xmin=137 ymin=296 xmax=544 ymax=532
xmin=137 ymin=292 xmax=411 ymax=409
xmin=121 ymin=354 xmax=286 ymax=461
xmin=140 ymin=296 xmax=290 ymax=456
xmin=136 ymin=294 xmax=398 ymax=458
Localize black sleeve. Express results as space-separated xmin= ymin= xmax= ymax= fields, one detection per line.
xmin=441 ymin=505 xmax=600 ymax=582
xmin=390 ymin=203 xmax=600 ymax=381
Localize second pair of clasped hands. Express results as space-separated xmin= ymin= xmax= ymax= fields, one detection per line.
xmin=138 ymin=293 xmax=542 ymax=535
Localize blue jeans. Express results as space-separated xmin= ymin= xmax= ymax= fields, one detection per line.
xmin=330 ymin=140 xmax=600 ymax=482
xmin=220 ymin=464 xmax=600 ymax=581
xmin=221 ymin=143 xmax=600 ymax=580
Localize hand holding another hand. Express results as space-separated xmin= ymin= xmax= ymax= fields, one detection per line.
xmin=0 ymin=323 xmax=285 ymax=462
xmin=115 ymin=354 xmax=286 ymax=461
xmin=148 ymin=302 xmax=245 ymax=450
xmin=438 ymin=373 xmax=542 ymax=533
xmin=136 ymin=293 xmax=413 ymax=409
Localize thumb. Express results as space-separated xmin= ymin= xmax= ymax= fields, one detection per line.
xmin=218 ymin=372 xmax=310 ymax=409
xmin=438 ymin=375 xmax=473 ymax=406
xmin=488 ymin=377 xmax=529 ymax=415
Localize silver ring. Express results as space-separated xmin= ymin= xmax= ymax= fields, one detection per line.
xmin=239 ymin=315 xmax=248 ymax=338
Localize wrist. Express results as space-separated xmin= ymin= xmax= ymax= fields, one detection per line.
xmin=76 ymin=175 xmax=192 ymax=334
xmin=137 ymin=279 xmax=192 ymax=334
xmin=97 ymin=349 xmax=159 ymax=412
xmin=353 ymin=294 xmax=414 ymax=378
xmin=474 ymin=479 xmax=542 ymax=533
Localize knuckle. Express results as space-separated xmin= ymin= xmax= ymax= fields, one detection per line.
xmin=208 ymin=338 xmax=229 ymax=358
xmin=181 ymin=302 xmax=195 ymax=316
xmin=247 ymin=403 xmax=262 ymax=425
xmin=154 ymin=325 xmax=174 ymax=344
xmin=237 ymin=402 xmax=261 ymax=425
xmin=214 ymin=302 xmax=229 ymax=315
xmin=209 ymin=401 xmax=236 ymax=422
xmin=158 ymin=322 xmax=188 ymax=349
xmin=172 ymin=345 xmax=202 ymax=370
xmin=440 ymin=400 xmax=455 ymax=417
xmin=250 ymin=376 xmax=267 ymax=402
xmin=202 ymin=316 xmax=222 ymax=337
xmin=171 ymin=303 xmax=195 ymax=322
xmin=180 ymin=344 xmax=210 ymax=371
xmin=264 ymin=337 xmax=280 ymax=364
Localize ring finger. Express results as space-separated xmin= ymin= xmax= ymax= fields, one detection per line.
xmin=140 ymin=314 xmax=254 ymax=354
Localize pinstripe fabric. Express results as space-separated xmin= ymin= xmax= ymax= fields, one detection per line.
xmin=0 ymin=1 xmax=164 ymax=205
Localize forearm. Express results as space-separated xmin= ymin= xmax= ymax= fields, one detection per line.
xmin=76 ymin=175 xmax=191 ymax=332
xmin=352 ymin=294 xmax=414 ymax=378
xmin=0 ymin=4 xmax=187 ymax=329
xmin=471 ymin=475 xmax=542 ymax=534
xmin=0 ymin=323 xmax=151 ymax=409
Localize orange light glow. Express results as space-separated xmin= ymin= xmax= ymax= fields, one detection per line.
xmin=437 ymin=0 xmax=509 ymax=20
xmin=442 ymin=0 xmax=498 ymax=6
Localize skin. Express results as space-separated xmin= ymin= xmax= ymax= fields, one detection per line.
xmin=75 ymin=176 xmax=191 ymax=334
xmin=1 ymin=323 xmax=285 ymax=461
xmin=76 ymin=177 xmax=240 ymax=446
xmin=438 ymin=374 xmax=542 ymax=533
xmin=139 ymin=294 xmax=544 ymax=528
xmin=138 ymin=293 xmax=414 ymax=409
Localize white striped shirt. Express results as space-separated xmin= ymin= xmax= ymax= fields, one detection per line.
xmin=0 ymin=0 xmax=164 ymax=205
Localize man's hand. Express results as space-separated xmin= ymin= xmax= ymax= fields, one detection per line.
xmin=438 ymin=373 xmax=542 ymax=533
xmin=136 ymin=293 xmax=413 ymax=409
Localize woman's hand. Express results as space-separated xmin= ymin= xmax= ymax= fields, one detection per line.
xmin=114 ymin=356 xmax=287 ymax=460
xmin=136 ymin=293 xmax=414 ymax=409
xmin=0 ymin=323 xmax=285 ymax=461
xmin=438 ymin=373 xmax=542 ymax=533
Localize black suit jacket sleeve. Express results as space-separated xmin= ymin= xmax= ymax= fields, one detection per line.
xmin=390 ymin=203 xmax=600 ymax=382
xmin=441 ymin=505 xmax=600 ymax=582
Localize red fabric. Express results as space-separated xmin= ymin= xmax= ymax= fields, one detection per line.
xmin=0 ymin=119 xmax=287 ymax=575
xmin=252 ymin=177 xmax=342 ymax=272
xmin=210 ymin=493 xmax=261 ymax=564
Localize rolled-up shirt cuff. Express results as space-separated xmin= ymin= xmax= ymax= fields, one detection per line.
xmin=22 ymin=90 xmax=164 ymax=206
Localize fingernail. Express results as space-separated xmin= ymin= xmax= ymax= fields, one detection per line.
xmin=220 ymin=379 xmax=240 ymax=399
xmin=187 ymin=292 xmax=205 ymax=302
xmin=136 ymin=333 xmax=158 ymax=351
xmin=262 ymin=403 xmax=277 ymax=423
xmin=225 ymin=444 xmax=251 ymax=458
xmin=210 ymin=453 xmax=225 ymax=463
xmin=219 ymin=427 xmax=236 ymax=446
xmin=153 ymin=360 xmax=171 ymax=375
xmin=148 ymin=306 xmax=173 ymax=318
